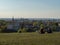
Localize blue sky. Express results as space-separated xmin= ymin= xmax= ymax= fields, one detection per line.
xmin=0 ymin=0 xmax=60 ymax=18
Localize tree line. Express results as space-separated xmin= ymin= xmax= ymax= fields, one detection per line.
xmin=0 ymin=20 xmax=59 ymax=33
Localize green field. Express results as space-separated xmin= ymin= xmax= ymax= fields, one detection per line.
xmin=0 ymin=32 xmax=60 ymax=45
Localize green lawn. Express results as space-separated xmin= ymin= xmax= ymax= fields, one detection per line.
xmin=0 ymin=32 xmax=60 ymax=45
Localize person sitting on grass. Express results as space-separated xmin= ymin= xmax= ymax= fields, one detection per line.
xmin=40 ymin=27 xmax=45 ymax=34
xmin=47 ymin=28 xmax=52 ymax=33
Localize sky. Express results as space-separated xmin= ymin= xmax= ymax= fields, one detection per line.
xmin=0 ymin=0 xmax=60 ymax=18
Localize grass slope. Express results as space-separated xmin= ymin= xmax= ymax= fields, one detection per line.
xmin=0 ymin=32 xmax=60 ymax=45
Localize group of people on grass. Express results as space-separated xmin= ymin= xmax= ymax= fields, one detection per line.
xmin=39 ymin=27 xmax=52 ymax=34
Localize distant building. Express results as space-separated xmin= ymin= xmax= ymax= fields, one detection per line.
xmin=7 ymin=23 xmax=20 ymax=30
xmin=56 ymin=26 xmax=60 ymax=32
xmin=3 ymin=17 xmax=20 ymax=32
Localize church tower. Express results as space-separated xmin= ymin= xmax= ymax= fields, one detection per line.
xmin=12 ymin=16 xmax=14 ymax=22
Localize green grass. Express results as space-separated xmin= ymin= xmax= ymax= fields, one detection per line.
xmin=0 ymin=32 xmax=60 ymax=45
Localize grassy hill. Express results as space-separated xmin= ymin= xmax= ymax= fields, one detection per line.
xmin=0 ymin=32 xmax=60 ymax=45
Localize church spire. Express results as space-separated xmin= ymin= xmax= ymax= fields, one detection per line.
xmin=12 ymin=16 xmax=14 ymax=22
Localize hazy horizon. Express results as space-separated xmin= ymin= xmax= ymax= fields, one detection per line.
xmin=0 ymin=0 xmax=60 ymax=18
